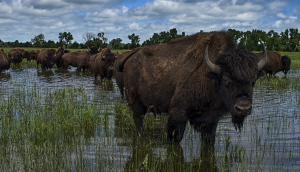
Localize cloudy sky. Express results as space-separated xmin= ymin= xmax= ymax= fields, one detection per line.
xmin=0 ymin=0 xmax=299 ymax=44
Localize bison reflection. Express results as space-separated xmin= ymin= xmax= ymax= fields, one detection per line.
xmin=118 ymin=31 xmax=267 ymax=144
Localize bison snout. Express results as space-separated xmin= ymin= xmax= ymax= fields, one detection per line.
xmin=234 ymin=103 xmax=252 ymax=117
xmin=109 ymin=65 xmax=114 ymax=70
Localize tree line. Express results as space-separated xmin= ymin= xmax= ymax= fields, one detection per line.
xmin=0 ymin=28 xmax=299 ymax=52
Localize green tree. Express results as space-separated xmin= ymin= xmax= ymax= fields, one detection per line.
xmin=31 ymin=33 xmax=45 ymax=47
xmin=266 ymin=30 xmax=280 ymax=51
xmin=109 ymin=38 xmax=122 ymax=49
xmin=289 ymin=28 xmax=300 ymax=52
xmin=58 ymin=32 xmax=73 ymax=48
xmin=128 ymin=33 xmax=140 ymax=49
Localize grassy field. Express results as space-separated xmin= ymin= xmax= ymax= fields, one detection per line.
xmin=2 ymin=47 xmax=300 ymax=69
xmin=1 ymin=47 xmax=130 ymax=53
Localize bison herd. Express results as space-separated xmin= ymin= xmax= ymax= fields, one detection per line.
xmin=0 ymin=31 xmax=292 ymax=145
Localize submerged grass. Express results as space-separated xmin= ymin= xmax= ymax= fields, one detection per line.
xmin=0 ymin=84 xmax=107 ymax=171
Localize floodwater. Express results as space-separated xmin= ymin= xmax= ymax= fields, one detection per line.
xmin=0 ymin=66 xmax=300 ymax=171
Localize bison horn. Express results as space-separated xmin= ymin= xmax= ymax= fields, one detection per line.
xmin=115 ymin=51 xmax=119 ymax=59
xmin=101 ymin=51 xmax=105 ymax=60
xmin=257 ymin=43 xmax=267 ymax=71
xmin=204 ymin=45 xmax=221 ymax=74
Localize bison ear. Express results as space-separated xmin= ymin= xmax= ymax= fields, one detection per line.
xmin=257 ymin=70 xmax=265 ymax=79
xmin=205 ymin=72 xmax=220 ymax=80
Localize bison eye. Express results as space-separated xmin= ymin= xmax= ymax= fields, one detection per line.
xmin=222 ymin=75 xmax=232 ymax=87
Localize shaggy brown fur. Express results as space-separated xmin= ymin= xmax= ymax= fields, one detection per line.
xmin=37 ymin=49 xmax=54 ymax=70
xmin=0 ymin=50 xmax=10 ymax=72
xmin=8 ymin=49 xmax=24 ymax=63
xmin=54 ymin=47 xmax=64 ymax=68
xmin=114 ymin=48 xmax=142 ymax=98
xmin=256 ymin=51 xmax=291 ymax=75
xmin=118 ymin=31 xmax=266 ymax=144
xmin=28 ymin=50 xmax=40 ymax=61
xmin=94 ymin=48 xmax=118 ymax=81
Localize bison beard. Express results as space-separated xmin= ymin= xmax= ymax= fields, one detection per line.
xmin=119 ymin=31 xmax=267 ymax=144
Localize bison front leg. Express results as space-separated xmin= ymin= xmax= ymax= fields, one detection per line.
xmin=200 ymin=122 xmax=218 ymax=146
xmin=167 ymin=108 xmax=188 ymax=144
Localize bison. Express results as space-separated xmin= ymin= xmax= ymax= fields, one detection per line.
xmin=94 ymin=48 xmax=118 ymax=81
xmin=8 ymin=48 xmax=34 ymax=63
xmin=61 ymin=47 xmax=100 ymax=71
xmin=118 ymin=31 xmax=267 ymax=144
xmin=255 ymin=51 xmax=291 ymax=76
xmin=36 ymin=49 xmax=55 ymax=70
xmin=28 ymin=50 xmax=40 ymax=61
xmin=53 ymin=47 xmax=65 ymax=68
xmin=0 ymin=49 xmax=10 ymax=72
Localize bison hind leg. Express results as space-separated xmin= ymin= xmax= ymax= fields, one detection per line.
xmin=130 ymin=98 xmax=147 ymax=136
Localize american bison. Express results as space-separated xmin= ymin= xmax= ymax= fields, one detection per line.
xmin=256 ymin=51 xmax=291 ymax=76
xmin=28 ymin=50 xmax=40 ymax=61
xmin=61 ymin=47 xmax=100 ymax=71
xmin=0 ymin=49 xmax=10 ymax=72
xmin=94 ymin=48 xmax=118 ymax=81
xmin=53 ymin=47 xmax=65 ymax=68
xmin=36 ymin=49 xmax=55 ymax=70
xmin=8 ymin=48 xmax=34 ymax=63
xmin=7 ymin=48 xmax=24 ymax=64
xmin=118 ymin=31 xmax=267 ymax=144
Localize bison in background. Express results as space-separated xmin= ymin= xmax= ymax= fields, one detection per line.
xmin=94 ymin=48 xmax=118 ymax=81
xmin=36 ymin=49 xmax=54 ymax=70
xmin=255 ymin=51 xmax=291 ymax=76
xmin=118 ymin=31 xmax=267 ymax=144
xmin=61 ymin=46 xmax=100 ymax=71
xmin=28 ymin=50 xmax=40 ymax=61
xmin=54 ymin=47 xmax=65 ymax=68
xmin=8 ymin=48 xmax=34 ymax=63
xmin=0 ymin=49 xmax=10 ymax=72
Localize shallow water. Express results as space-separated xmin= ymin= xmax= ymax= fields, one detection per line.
xmin=0 ymin=67 xmax=299 ymax=171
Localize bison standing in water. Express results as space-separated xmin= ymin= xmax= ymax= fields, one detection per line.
xmin=94 ymin=48 xmax=118 ymax=81
xmin=0 ymin=49 xmax=10 ymax=72
xmin=36 ymin=49 xmax=54 ymax=70
xmin=118 ymin=31 xmax=267 ymax=144
xmin=256 ymin=51 xmax=291 ymax=76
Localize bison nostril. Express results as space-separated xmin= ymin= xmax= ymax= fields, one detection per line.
xmin=234 ymin=104 xmax=252 ymax=116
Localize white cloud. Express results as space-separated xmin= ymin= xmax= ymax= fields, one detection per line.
xmin=0 ymin=0 xmax=298 ymax=44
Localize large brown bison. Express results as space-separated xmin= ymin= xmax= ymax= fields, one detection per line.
xmin=28 ymin=50 xmax=40 ymax=61
xmin=61 ymin=47 xmax=100 ymax=71
xmin=94 ymin=48 xmax=118 ymax=81
xmin=256 ymin=51 xmax=291 ymax=76
xmin=118 ymin=31 xmax=267 ymax=144
xmin=37 ymin=49 xmax=55 ymax=70
xmin=7 ymin=48 xmax=24 ymax=63
xmin=53 ymin=47 xmax=65 ymax=68
xmin=8 ymin=48 xmax=34 ymax=63
xmin=0 ymin=49 xmax=10 ymax=72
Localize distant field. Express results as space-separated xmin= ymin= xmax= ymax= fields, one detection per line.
xmin=2 ymin=47 xmax=300 ymax=69
xmin=1 ymin=47 xmax=130 ymax=53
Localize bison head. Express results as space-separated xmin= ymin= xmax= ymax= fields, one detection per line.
xmin=205 ymin=45 xmax=267 ymax=130
xmin=101 ymin=51 xmax=118 ymax=80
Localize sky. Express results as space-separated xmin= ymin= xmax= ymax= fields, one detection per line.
xmin=0 ymin=0 xmax=299 ymax=44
